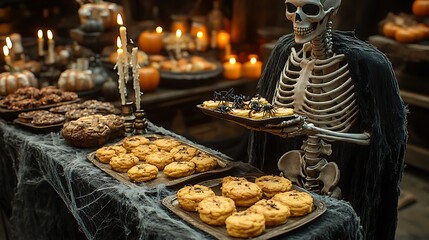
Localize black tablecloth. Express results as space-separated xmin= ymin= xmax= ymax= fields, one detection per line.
xmin=0 ymin=120 xmax=363 ymax=240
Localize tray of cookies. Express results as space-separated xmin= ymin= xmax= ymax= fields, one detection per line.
xmin=162 ymin=175 xmax=326 ymax=239
xmin=86 ymin=134 xmax=234 ymax=188
xmin=0 ymin=86 xmax=80 ymax=120
xmin=197 ymin=94 xmax=297 ymax=128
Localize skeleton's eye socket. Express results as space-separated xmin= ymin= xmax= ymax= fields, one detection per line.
xmin=286 ymin=3 xmax=297 ymax=13
xmin=302 ymin=4 xmax=320 ymax=15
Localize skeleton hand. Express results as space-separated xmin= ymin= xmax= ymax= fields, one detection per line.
xmin=259 ymin=116 xmax=313 ymax=138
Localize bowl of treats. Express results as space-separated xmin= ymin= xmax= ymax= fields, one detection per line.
xmin=162 ymin=175 xmax=326 ymax=239
xmin=157 ymin=56 xmax=223 ymax=88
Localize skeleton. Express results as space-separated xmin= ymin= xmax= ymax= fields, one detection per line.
xmin=262 ymin=0 xmax=371 ymax=197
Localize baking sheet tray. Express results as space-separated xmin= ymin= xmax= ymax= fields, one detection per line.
xmin=13 ymin=118 xmax=64 ymax=133
xmin=162 ymin=176 xmax=326 ymax=240
xmin=87 ymin=134 xmax=234 ymax=188
xmin=159 ymin=62 xmax=223 ymax=89
xmin=0 ymin=99 xmax=80 ymax=120
xmin=197 ymin=104 xmax=298 ymax=127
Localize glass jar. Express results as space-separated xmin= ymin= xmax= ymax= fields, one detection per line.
xmin=171 ymin=14 xmax=188 ymax=34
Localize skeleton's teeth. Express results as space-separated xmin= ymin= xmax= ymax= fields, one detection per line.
xmin=294 ymin=26 xmax=313 ymax=36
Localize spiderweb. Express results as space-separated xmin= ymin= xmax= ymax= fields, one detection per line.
xmin=0 ymin=120 xmax=363 ymax=240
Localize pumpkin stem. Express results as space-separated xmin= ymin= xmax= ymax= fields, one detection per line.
xmin=4 ymin=63 xmax=17 ymax=74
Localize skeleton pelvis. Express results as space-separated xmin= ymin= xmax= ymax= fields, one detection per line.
xmin=278 ymin=150 xmax=305 ymax=185
xmin=277 ymin=149 xmax=341 ymax=196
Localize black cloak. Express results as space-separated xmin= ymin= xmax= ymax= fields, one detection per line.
xmin=248 ymin=31 xmax=407 ymax=240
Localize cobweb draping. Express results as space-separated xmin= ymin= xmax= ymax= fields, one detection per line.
xmin=0 ymin=120 xmax=363 ymax=240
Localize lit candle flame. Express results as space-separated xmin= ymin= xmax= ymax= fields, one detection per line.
xmin=156 ymin=26 xmax=163 ymax=34
xmin=5 ymin=37 xmax=12 ymax=49
xmin=47 ymin=30 xmax=53 ymax=40
xmin=197 ymin=31 xmax=203 ymax=38
xmin=176 ymin=29 xmax=182 ymax=38
xmin=38 ymin=29 xmax=43 ymax=39
xmin=229 ymin=57 xmax=236 ymax=64
xmin=117 ymin=14 xmax=123 ymax=25
xmin=250 ymin=57 xmax=257 ymax=64
xmin=117 ymin=36 xmax=122 ymax=48
xmin=3 ymin=45 xmax=9 ymax=56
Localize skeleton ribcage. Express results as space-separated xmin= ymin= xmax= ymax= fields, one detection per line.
xmin=273 ymin=48 xmax=358 ymax=133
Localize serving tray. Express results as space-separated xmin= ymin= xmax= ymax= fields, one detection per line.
xmin=159 ymin=62 xmax=223 ymax=89
xmin=197 ymin=104 xmax=298 ymax=128
xmin=86 ymin=134 xmax=234 ymax=188
xmin=0 ymin=99 xmax=80 ymax=120
xmin=162 ymin=176 xmax=326 ymax=240
xmin=13 ymin=118 xmax=65 ymax=133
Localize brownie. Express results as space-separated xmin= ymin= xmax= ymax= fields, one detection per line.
xmin=18 ymin=110 xmax=50 ymax=122
xmin=62 ymin=120 xmax=111 ymax=148
xmin=49 ymin=103 xmax=82 ymax=114
xmin=65 ymin=108 xmax=97 ymax=121
xmin=31 ymin=113 xmax=66 ymax=126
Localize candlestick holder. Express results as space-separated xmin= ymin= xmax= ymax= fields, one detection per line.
xmin=39 ymin=62 xmax=61 ymax=87
xmin=134 ymin=109 xmax=148 ymax=135
xmin=121 ymin=102 xmax=135 ymax=136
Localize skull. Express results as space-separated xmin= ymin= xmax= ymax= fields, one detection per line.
xmin=285 ymin=0 xmax=341 ymax=43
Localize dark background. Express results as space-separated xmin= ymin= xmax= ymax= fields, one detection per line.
xmin=0 ymin=0 xmax=416 ymax=43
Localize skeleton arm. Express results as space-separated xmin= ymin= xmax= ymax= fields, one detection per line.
xmin=305 ymin=123 xmax=371 ymax=145
xmin=257 ymin=117 xmax=370 ymax=146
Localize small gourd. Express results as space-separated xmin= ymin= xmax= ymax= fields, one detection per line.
xmin=58 ymin=59 xmax=95 ymax=92
xmin=0 ymin=69 xmax=38 ymax=96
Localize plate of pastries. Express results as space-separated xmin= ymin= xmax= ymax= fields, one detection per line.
xmin=86 ymin=134 xmax=233 ymax=188
xmin=0 ymin=86 xmax=79 ymax=119
xmin=13 ymin=99 xmax=120 ymax=134
xmin=157 ymin=56 xmax=223 ymax=88
xmin=162 ymin=175 xmax=326 ymax=239
xmin=198 ymin=91 xmax=297 ymax=128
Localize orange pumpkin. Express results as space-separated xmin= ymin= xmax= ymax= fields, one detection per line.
xmin=138 ymin=66 xmax=160 ymax=92
xmin=416 ymin=23 xmax=429 ymax=39
xmin=138 ymin=31 xmax=164 ymax=54
xmin=413 ymin=0 xmax=429 ymax=17
xmin=409 ymin=27 xmax=425 ymax=41
xmin=0 ymin=70 xmax=38 ymax=96
xmin=395 ymin=28 xmax=417 ymax=43
xmin=383 ymin=22 xmax=400 ymax=38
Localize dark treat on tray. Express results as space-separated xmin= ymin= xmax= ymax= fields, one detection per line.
xmin=15 ymin=87 xmax=41 ymax=99
xmin=81 ymin=100 xmax=119 ymax=114
xmin=18 ymin=110 xmax=50 ymax=122
xmin=31 ymin=113 xmax=66 ymax=126
xmin=10 ymin=98 xmax=41 ymax=110
xmin=49 ymin=103 xmax=82 ymax=114
xmin=62 ymin=119 xmax=112 ymax=148
xmin=0 ymin=86 xmax=78 ymax=110
xmin=62 ymin=114 xmax=124 ymax=148
xmin=40 ymin=86 xmax=63 ymax=96
xmin=39 ymin=94 xmax=63 ymax=105
xmin=65 ymin=108 xmax=97 ymax=121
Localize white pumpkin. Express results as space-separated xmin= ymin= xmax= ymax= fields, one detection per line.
xmin=58 ymin=69 xmax=95 ymax=91
xmin=0 ymin=70 xmax=38 ymax=96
